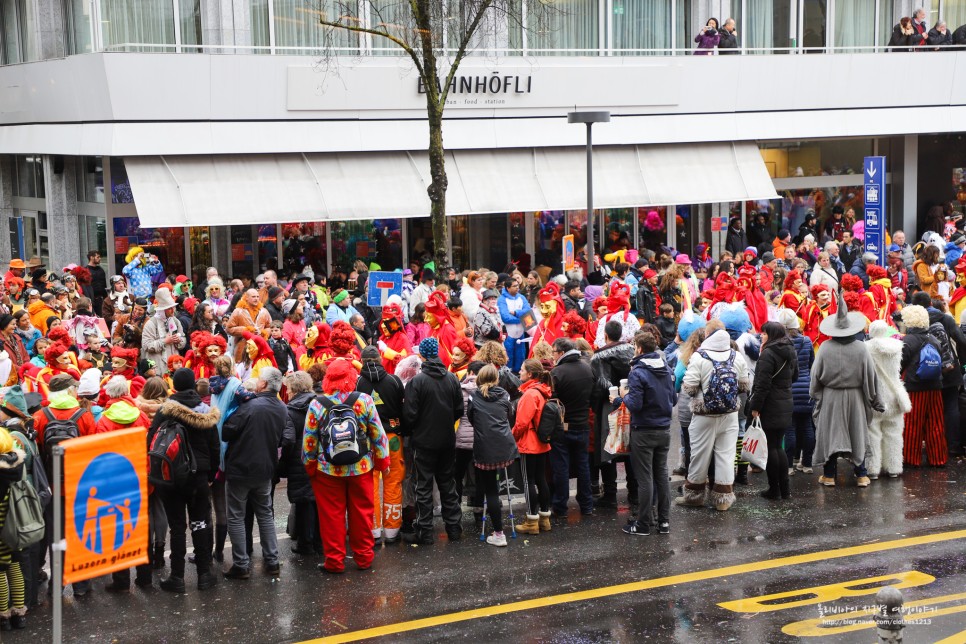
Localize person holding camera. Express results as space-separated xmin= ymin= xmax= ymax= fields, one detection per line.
xmin=694 ymin=18 xmax=720 ymax=55
xmin=121 ymin=245 xmax=164 ymax=299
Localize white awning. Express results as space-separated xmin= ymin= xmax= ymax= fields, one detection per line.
xmin=125 ymin=142 xmax=777 ymax=228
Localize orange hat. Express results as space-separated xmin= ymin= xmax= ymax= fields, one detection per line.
xmin=8 ymin=259 xmax=25 ymax=270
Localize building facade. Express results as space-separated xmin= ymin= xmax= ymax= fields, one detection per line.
xmin=2 ymin=0 xmax=966 ymax=279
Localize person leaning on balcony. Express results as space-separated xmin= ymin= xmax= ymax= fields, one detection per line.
xmin=694 ymin=18 xmax=720 ymax=55
xmin=928 ymin=21 xmax=952 ymax=49
xmin=718 ymin=18 xmax=738 ymax=54
xmin=888 ymin=17 xmax=917 ymax=52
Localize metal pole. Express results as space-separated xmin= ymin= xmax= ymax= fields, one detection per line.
xmin=53 ymin=446 xmax=64 ymax=644
xmin=585 ymin=122 xmax=595 ymax=273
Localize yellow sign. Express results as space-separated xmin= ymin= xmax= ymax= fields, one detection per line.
xmin=63 ymin=427 xmax=149 ymax=585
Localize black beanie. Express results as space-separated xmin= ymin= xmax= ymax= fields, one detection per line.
xmin=172 ymin=367 xmax=196 ymax=393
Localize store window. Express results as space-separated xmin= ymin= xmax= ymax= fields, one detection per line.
xmin=760 ymin=139 xmax=873 ymax=178
xmin=614 ymin=0 xmax=669 ymax=54
xmin=257 ymin=224 xmax=279 ymax=273
xmin=779 ymin=186 xmax=864 ymax=244
xmin=533 ymin=210 xmax=565 ymax=275
xmin=111 ymin=157 xmax=134 ymax=204
xmin=638 ymin=206 xmax=668 ymax=254
xmin=13 ymin=155 xmax=45 ymax=198
xmin=99 ymin=0 xmax=176 ymax=52
xmin=407 ymin=218 xmax=434 ymax=267
xmin=509 ymin=212 xmax=529 ymax=273
xmin=229 ymin=225 xmax=256 ymax=280
xmin=569 ymin=210 xmax=589 ymax=259
xmin=189 ymin=226 xmax=211 ymax=275
xmin=75 ymin=156 xmax=105 ymax=203
xmin=81 ymin=215 xmax=107 ymax=260
xmin=528 ymin=0 xmax=599 ymax=55
xmin=603 ymin=209 xmax=634 ymax=254
xmin=330 ymin=219 xmax=402 ymax=272
xmin=113 ymin=216 xmax=186 ymax=277
xmin=282 ymin=222 xmax=328 ymax=277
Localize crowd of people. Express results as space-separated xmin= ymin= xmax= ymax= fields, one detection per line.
xmin=0 ymin=207 xmax=964 ymax=630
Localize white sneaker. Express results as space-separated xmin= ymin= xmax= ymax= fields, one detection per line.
xmin=788 ymin=468 xmax=796 ymax=476
xmin=486 ymin=532 xmax=508 ymax=547
xmin=801 ymin=467 xmax=813 ymax=474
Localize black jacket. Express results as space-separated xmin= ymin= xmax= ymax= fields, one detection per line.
xmin=551 ymin=350 xmax=595 ymax=430
xmin=402 ymin=358 xmax=463 ymax=450
xmin=265 ymin=302 xmax=285 ymax=322
xmin=281 ymin=391 xmax=315 ymax=503
xmin=747 ymin=339 xmax=798 ymax=431
xmin=748 ymin=221 xmax=771 ymax=249
xmin=87 ymin=264 xmax=108 ymax=298
xmin=927 ymin=307 xmax=966 ymax=389
xmin=726 ymin=225 xmax=749 ymax=257
xmin=900 ymin=328 xmax=944 ymax=392
xmin=357 ymin=361 xmax=405 ymax=434
xmin=928 ymin=28 xmax=952 ymax=46
xmin=954 ymin=24 xmax=966 ymax=45
xmin=149 ymin=390 xmax=221 ymax=477
xmin=888 ymin=24 xmax=917 ymax=51
xmin=840 ymin=241 xmax=862 ymax=273
xmin=636 ymin=282 xmax=657 ymax=324
xmin=222 ymin=391 xmax=287 ymax=483
xmin=717 ymin=28 xmax=738 ymax=53
xmin=590 ymin=342 xmax=634 ymax=448
xmin=466 ymin=386 xmax=519 ymax=467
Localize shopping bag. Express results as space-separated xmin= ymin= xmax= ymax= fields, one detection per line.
xmin=603 ymin=404 xmax=631 ymax=462
xmin=740 ymin=416 xmax=768 ymax=470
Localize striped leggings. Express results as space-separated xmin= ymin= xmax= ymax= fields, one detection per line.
xmin=0 ymin=490 xmax=25 ymax=617
xmin=903 ymin=390 xmax=947 ymax=466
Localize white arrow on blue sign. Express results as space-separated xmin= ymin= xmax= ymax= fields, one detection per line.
xmin=864 ymin=156 xmax=886 ymax=265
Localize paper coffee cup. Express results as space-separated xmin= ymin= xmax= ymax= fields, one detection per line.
xmin=620 ymin=379 xmax=628 ymax=388
xmin=608 ymin=386 xmax=619 ymax=398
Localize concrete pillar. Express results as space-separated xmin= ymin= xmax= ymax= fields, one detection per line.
xmin=33 ymin=0 xmax=67 ymax=60
xmin=43 ymin=156 xmax=83 ymax=271
xmin=202 ymin=0 xmax=252 ymax=50
xmin=902 ymin=134 xmax=918 ymax=238
xmin=0 ymin=157 xmax=13 ymax=265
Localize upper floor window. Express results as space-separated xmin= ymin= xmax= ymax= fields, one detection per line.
xmin=13 ymin=154 xmax=45 ymax=198
xmin=1 ymin=0 xmax=39 ymax=63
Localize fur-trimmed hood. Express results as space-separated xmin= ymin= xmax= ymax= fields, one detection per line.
xmin=0 ymin=448 xmax=25 ymax=471
xmin=866 ymin=328 xmax=911 ymax=415
xmin=159 ymin=399 xmax=220 ymax=429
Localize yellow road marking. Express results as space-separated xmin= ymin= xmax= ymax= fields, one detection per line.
xmin=718 ymin=571 xmax=935 ymax=613
xmin=782 ymin=591 xmax=966 ymax=637
xmin=935 ymin=629 xmax=966 ymax=644
xmin=299 ymin=528 xmax=966 ymax=643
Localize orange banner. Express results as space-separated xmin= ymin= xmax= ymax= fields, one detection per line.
xmin=63 ymin=427 xmax=149 ymax=585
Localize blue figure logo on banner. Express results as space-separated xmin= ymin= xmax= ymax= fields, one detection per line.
xmin=73 ymin=453 xmax=142 ymax=555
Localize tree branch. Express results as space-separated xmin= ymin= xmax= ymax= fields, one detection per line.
xmin=439 ymin=0 xmax=493 ymax=106
xmin=318 ymin=18 xmax=425 ymax=77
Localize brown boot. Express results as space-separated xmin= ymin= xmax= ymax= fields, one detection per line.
xmin=538 ymin=511 xmax=552 ymax=532
xmin=517 ymin=515 xmax=540 ymax=535
xmin=710 ymin=484 xmax=736 ymax=511
xmin=674 ymin=482 xmax=707 ymax=507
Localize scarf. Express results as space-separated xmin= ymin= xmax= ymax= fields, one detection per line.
xmin=209 ymin=375 xmax=229 ymax=395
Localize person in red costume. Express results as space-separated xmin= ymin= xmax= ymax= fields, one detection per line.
xmin=99 ymin=346 xmax=145 ymax=406
xmin=36 ymin=342 xmax=83 ymax=403
xmin=448 ymin=336 xmax=477 ymax=380
xmin=327 ymin=321 xmax=362 ymax=371
xmin=735 ymin=266 xmax=768 ymax=331
xmin=424 ymin=290 xmax=460 ymax=368
xmin=779 ymin=270 xmax=809 ymax=326
xmin=594 ymin=282 xmax=640 ymax=346
xmin=377 ymin=300 xmax=410 ymax=375
xmin=840 ymin=273 xmax=865 ymax=315
xmin=192 ymin=331 xmax=227 ymax=380
xmin=47 ymin=326 xmax=81 ymax=371
xmin=859 ymin=265 xmax=897 ymax=327
xmin=585 ymin=296 xmax=607 ymax=348
xmin=530 ymin=283 xmax=566 ymax=357
xmin=802 ymin=284 xmax=836 ymax=348
xmin=949 ymin=257 xmax=966 ymax=324
xmin=561 ymin=310 xmax=587 ymax=341
xmin=706 ymin=272 xmax=739 ymax=320
xmin=299 ymin=322 xmax=332 ymax=371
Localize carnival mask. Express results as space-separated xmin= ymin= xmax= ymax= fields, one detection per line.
xmin=112 ymin=357 xmax=128 ymax=371
xmin=539 ymin=300 xmax=557 ymax=318
xmin=425 ymin=311 xmax=438 ymax=328
xmin=452 ymin=347 xmax=466 ymax=365
xmin=57 ymin=353 xmax=72 ymax=367
xmin=247 ymin=339 xmax=258 ymax=360
xmin=205 ymin=345 xmax=223 ymax=360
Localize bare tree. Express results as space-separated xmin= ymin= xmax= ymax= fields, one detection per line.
xmin=316 ymin=1 xmax=555 ymax=270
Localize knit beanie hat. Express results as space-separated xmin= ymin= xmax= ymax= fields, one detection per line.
xmin=361 ymin=345 xmax=381 ymax=362
xmin=0 ymin=386 xmax=28 ymax=419
xmin=419 ymin=337 xmax=439 ymax=359
xmin=172 ymin=367 xmax=196 ymax=393
xmin=77 ymin=368 xmax=102 ymax=397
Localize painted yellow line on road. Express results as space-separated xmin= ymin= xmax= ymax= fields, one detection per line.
xmin=300 ymin=529 xmax=966 ymax=644
xmin=935 ymin=629 xmax=966 ymax=644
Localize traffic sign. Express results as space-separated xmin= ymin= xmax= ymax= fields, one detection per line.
xmin=864 ymin=156 xmax=886 ymax=265
xmin=367 ymin=271 xmax=403 ymax=307
xmin=63 ymin=427 xmax=149 ymax=585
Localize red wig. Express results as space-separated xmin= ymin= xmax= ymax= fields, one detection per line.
xmin=866 ymin=264 xmax=888 ymax=281
xmin=112 ymin=346 xmax=140 ymax=364
xmin=783 ymin=270 xmax=802 ymax=291
xmin=72 ymin=266 xmax=92 ymax=285
xmin=562 ymin=310 xmax=587 ymax=339
xmin=329 ymin=321 xmax=357 ymax=356
xmin=841 ymin=273 xmax=864 ymax=292
xmin=453 ymin=336 xmax=477 ymax=363
xmin=322 ymin=358 xmax=359 ymax=394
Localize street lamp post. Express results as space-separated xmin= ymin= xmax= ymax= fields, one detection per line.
xmin=567 ymin=110 xmax=610 ymax=275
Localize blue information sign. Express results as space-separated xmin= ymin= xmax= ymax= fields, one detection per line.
xmin=367 ymin=271 xmax=403 ymax=307
xmin=864 ymin=156 xmax=886 ymax=265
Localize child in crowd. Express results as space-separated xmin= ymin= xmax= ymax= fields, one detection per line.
xmin=655 ymin=304 xmax=678 ymax=348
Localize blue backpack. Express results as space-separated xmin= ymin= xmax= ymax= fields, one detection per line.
xmin=916 ymin=339 xmax=942 ymax=381
xmin=698 ymin=350 xmax=740 ymax=414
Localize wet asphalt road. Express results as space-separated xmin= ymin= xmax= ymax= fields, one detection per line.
xmin=9 ymin=460 xmax=966 ymax=643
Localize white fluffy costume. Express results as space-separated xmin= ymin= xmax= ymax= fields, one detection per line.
xmin=865 ymin=321 xmax=911 ymax=477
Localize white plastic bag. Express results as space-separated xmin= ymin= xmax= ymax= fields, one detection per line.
xmin=740 ymin=416 xmax=768 ymax=470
